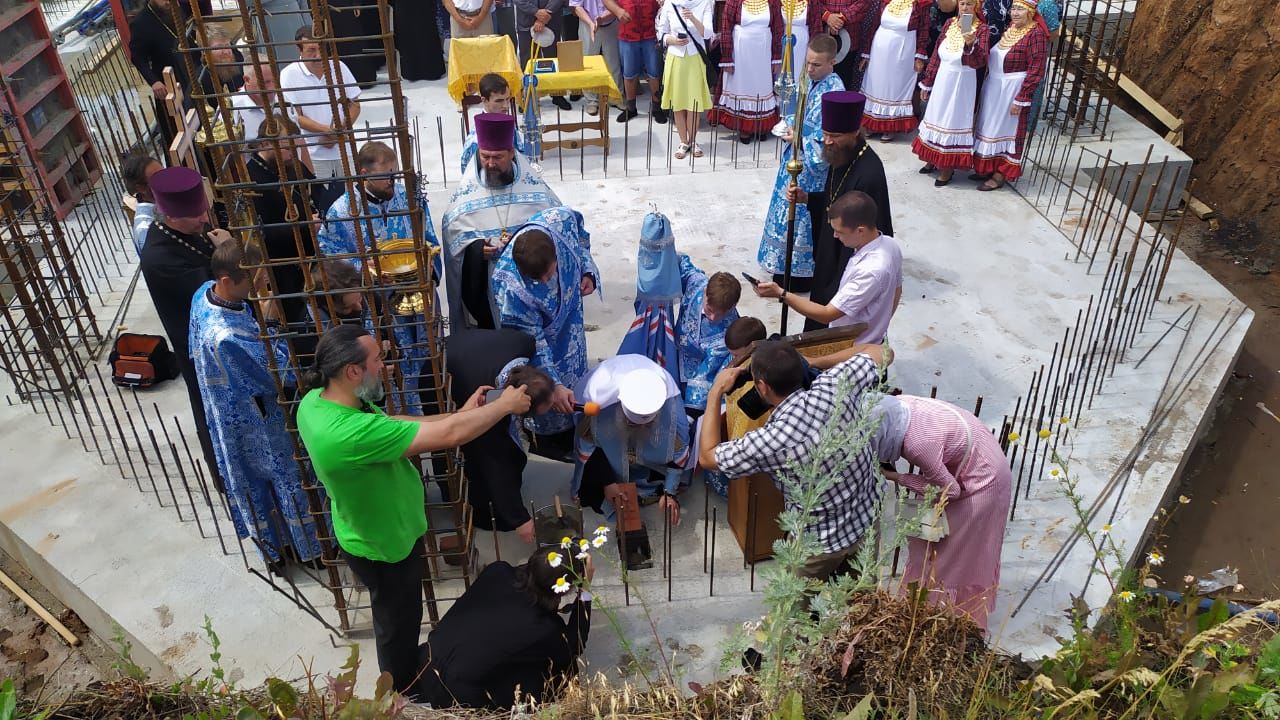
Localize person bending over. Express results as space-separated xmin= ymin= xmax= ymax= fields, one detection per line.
xmin=415 ymin=545 xmax=594 ymax=708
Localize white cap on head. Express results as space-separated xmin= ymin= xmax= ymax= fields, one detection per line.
xmin=618 ymin=369 xmax=667 ymax=424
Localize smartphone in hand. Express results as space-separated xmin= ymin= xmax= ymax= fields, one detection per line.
xmin=741 ymin=272 xmax=760 ymax=286
xmin=960 ymin=13 xmax=974 ymax=33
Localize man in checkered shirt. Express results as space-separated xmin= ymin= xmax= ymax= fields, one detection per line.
xmin=698 ymin=340 xmax=887 ymax=580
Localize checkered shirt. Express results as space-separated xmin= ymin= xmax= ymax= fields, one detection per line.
xmin=714 ymin=355 xmax=883 ymax=553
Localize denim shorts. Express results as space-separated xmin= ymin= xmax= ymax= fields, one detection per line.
xmin=619 ymin=38 xmax=661 ymax=80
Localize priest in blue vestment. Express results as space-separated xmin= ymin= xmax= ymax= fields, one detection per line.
xmin=442 ymin=113 xmax=561 ymax=331
xmin=757 ymin=39 xmax=846 ymax=290
xmin=491 ymin=206 xmax=600 ymax=437
xmin=572 ymin=355 xmax=692 ymax=524
xmin=316 ymin=141 xmax=440 ymax=416
xmin=617 ymin=211 xmax=681 ymax=378
xmin=188 ymin=239 xmax=322 ymax=568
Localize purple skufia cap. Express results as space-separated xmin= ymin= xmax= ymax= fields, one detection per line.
xmin=821 ymin=90 xmax=867 ymax=134
xmin=474 ymin=112 xmax=516 ymax=151
xmin=151 ymin=166 xmax=208 ymax=219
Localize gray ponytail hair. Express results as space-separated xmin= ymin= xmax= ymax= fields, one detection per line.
xmin=303 ymin=324 xmax=372 ymax=390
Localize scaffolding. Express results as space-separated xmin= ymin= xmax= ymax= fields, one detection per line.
xmin=171 ymin=0 xmax=473 ymax=634
xmin=0 ymin=78 xmax=104 ymax=402
xmin=1039 ymin=0 xmax=1131 ymax=141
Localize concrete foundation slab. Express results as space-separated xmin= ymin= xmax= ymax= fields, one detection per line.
xmin=0 ymin=74 xmax=1248 ymax=697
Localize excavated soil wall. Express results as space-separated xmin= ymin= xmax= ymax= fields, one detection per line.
xmin=1122 ymin=0 xmax=1280 ymax=227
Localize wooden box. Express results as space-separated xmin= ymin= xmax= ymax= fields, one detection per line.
xmin=556 ymin=39 xmax=583 ymax=72
xmin=728 ymin=474 xmax=786 ymax=563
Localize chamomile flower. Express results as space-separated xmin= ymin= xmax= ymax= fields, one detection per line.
xmin=552 ymin=575 xmax=572 ymax=594
xmin=1007 ymin=431 xmax=1021 ymax=443
xmin=546 ymin=551 xmax=563 ymax=568
xmin=591 ymin=534 xmax=608 ymax=548
xmin=1099 ymin=523 xmax=1112 ymax=535
xmin=1178 ymin=495 xmax=1191 ymax=505
xmin=576 ymin=538 xmax=591 ymax=559
xmin=1059 ymin=416 xmax=1070 ymax=425
xmin=594 ymin=525 xmax=609 ymax=538
xmin=1147 ymin=551 xmax=1164 ymax=566
xmin=1117 ymin=590 xmax=1135 ymax=602
xmin=560 ymin=536 xmax=573 ymax=549
xmin=1038 ymin=428 xmax=1052 ymax=439
xmin=1050 ymin=467 xmax=1061 ymax=477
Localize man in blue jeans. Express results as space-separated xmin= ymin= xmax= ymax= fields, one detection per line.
xmin=615 ymin=0 xmax=667 ymax=123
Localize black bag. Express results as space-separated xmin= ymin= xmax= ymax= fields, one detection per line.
xmin=109 ymin=333 xmax=180 ymax=388
xmin=672 ymin=8 xmax=721 ymax=94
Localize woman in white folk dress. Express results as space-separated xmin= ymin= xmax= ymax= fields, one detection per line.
xmin=971 ymin=0 xmax=1049 ymax=191
xmin=716 ymin=0 xmax=785 ymax=142
xmin=858 ymin=0 xmax=930 ymax=141
xmin=781 ymin=0 xmax=822 ymax=86
xmin=911 ymin=0 xmax=987 ymax=186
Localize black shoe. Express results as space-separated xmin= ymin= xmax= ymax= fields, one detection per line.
xmin=739 ymin=134 xmax=753 ymax=144
xmin=569 ymin=93 xmax=583 ymax=101
xmin=551 ymin=96 xmax=572 ymax=111
xmin=919 ymin=163 xmax=937 ymax=174
xmin=968 ymin=172 xmax=991 ymax=181
xmin=617 ymin=106 xmax=640 ymax=122
xmin=652 ymin=106 xmax=669 ymax=124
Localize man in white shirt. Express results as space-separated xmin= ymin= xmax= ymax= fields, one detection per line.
xmin=442 ymin=0 xmax=494 ymax=39
xmin=752 ymin=190 xmax=902 ymax=345
xmin=231 ymin=62 xmax=286 ymax=142
xmin=279 ymin=27 xmax=363 ymax=185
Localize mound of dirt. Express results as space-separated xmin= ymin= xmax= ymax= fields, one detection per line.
xmin=1122 ymin=0 xmax=1280 ymax=229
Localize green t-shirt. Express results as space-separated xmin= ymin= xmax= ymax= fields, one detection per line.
xmin=296 ymin=388 xmax=426 ymax=562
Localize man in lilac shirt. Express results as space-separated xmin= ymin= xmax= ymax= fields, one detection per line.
xmin=752 ymin=191 xmax=902 ymax=344
xmin=570 ymin=0 xmax=625 ymax=116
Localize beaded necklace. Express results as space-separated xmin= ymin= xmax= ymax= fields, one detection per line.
xmin=827 ymin=143 xmax=869 ymax=212
xmin=886 ymin=0 xmax=913 ymax=18
xmin=942 ymin=19 xmax=966 ymax=52
xmin=156 ymin=222 xmax=214 ymax=259
xmin=744 ymin=0 xmax=769 ymax=15
xmin=148 ymin=3 xmax=178 ymax=40
xmin=999 ymin=22 xmax=1032 ymax=48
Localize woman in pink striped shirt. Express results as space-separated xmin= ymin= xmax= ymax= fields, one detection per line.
xmin=871 ymin=393 xmax=1011 ymax=630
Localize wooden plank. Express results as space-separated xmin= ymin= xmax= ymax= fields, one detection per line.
xmin=1062 ymin=29 xmax=1183 ymax=135
xmin=1184 ymin=193 xmax=1216 ymax=220
xmin=1116 ymin=73 xmax=1182 ymax=134
xmin=0 ymin=567 xmax=81 ymax=647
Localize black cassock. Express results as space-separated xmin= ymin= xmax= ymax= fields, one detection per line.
xmin=805 ymin=141 xmax=894 ymax=332
xmin=139 ymin=223 xmax=221 ymax=488
xmin=445 ymin=328 xmax=536 ymax=531
xmin=246 ymin=155 xmax=329 ymax=326
xmin=391 ymin=0 xmax=445 ymax=81
xmin=415 ymin=561 xmax=591 ymax=708
xmin=328 ymin=0 xmax=382 ymax=85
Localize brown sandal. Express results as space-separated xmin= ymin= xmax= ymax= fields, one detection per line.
xmin=977 ymin=179 xmax=1004 ymax=192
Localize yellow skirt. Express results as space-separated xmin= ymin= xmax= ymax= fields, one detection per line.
xmin=661 ymin=53 xmax=712 ymax=112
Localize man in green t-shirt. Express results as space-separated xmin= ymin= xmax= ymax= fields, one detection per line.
xmin=296 ymin=324 xmax=531 ymax=695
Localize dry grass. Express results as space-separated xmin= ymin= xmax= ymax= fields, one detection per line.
xmin=12 ymin=591 xmax=1035 ymax=720
xmin=810 ymin=590 xmax=1028 ymax=714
